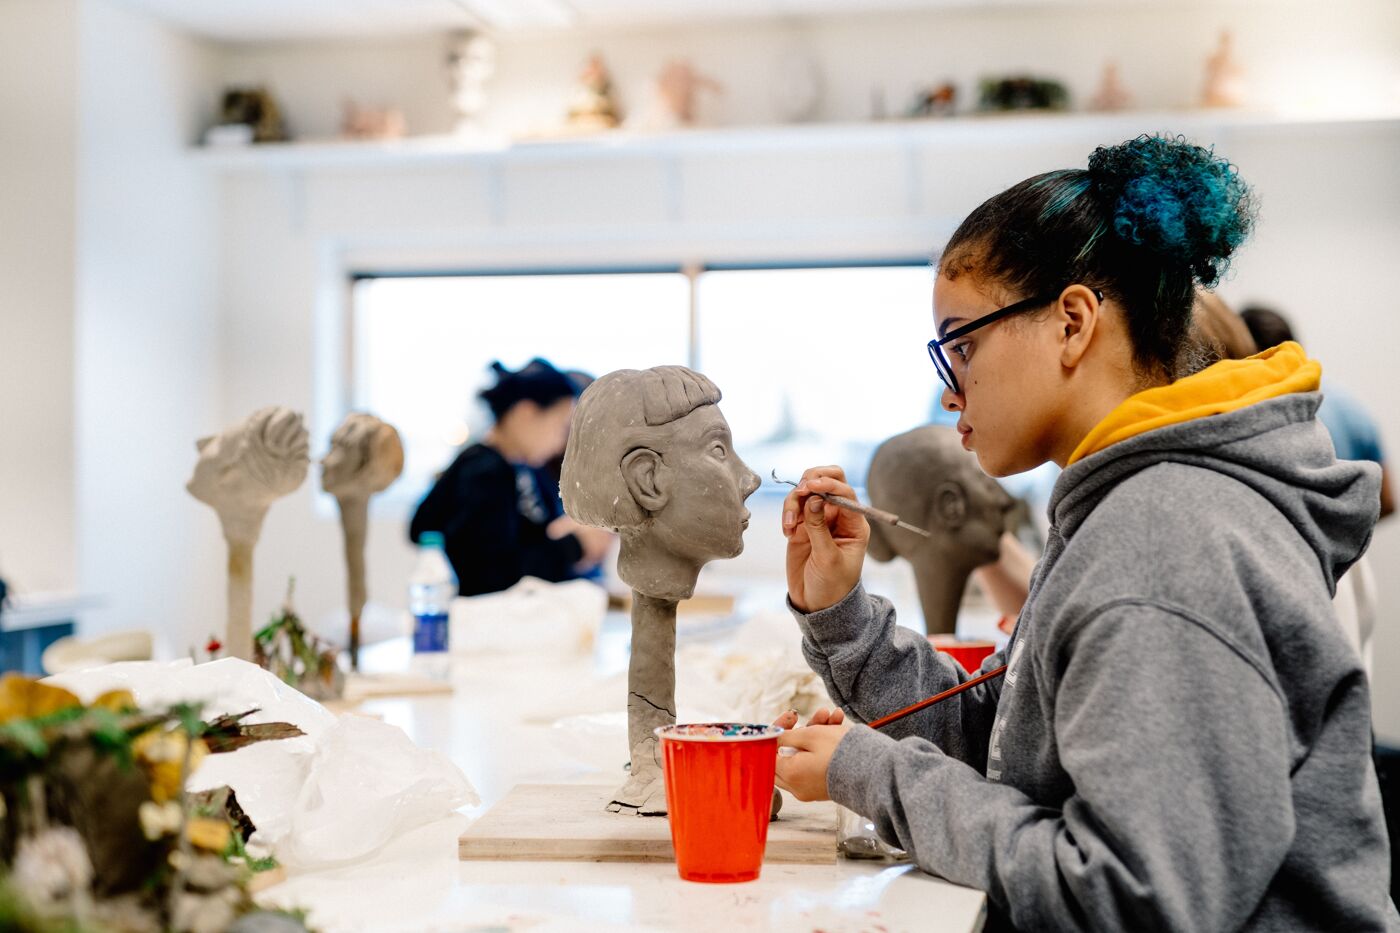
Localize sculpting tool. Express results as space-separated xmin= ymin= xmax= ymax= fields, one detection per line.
xmin=867 ymin=664 xmax=1008 ymax=730
xmin=771 ymin=470 xmax=932 ymax=538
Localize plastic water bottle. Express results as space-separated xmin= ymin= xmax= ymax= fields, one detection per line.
xmin=410 ymin=532 xmax=455 ymax=679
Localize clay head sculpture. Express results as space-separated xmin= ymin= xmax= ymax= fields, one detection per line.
xmin=561 ymin=366 xmax=760 ymax=814
xmin=321 ymin=413 xmax=405 ymax=670
xmin=187 ymin=406 xmax=310 ymax=661
xmin=865 ymin=425 xmax=1013 ymax=635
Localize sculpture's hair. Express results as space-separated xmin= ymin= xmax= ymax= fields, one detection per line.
xmin=940 ymin=134 xmax=1255 ymax=378
xmin=235 ymin=406 xmax=310 ymax=495
xmin=324 ymin=411 xmax=403 ymax=493
xmin=560 ymin=366 xmax=721 ymax=530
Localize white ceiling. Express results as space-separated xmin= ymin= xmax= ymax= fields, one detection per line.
xmin=111 ymin=0 xmax=989 ymax=43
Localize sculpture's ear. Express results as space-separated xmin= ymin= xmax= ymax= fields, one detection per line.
xmin=934 ymin=481 xmax=968 ymax=530
xmin=866 ymin=519 xmax=895 ymax=562
xmin=621 ymin=447 xmax=669 ymax=513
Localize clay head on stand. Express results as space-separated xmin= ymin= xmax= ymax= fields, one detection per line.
xmin=321 ymin=413 xmax=404 ymax=670
xmin=561 ymin=366 xmax=760 ymax=815
xmin=187 ymin=406 xmax=310 ymax=660
xmin=865 ymin=425 xmax=1013 ymax=635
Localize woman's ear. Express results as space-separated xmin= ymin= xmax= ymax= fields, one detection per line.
xmin=1058 ymin=284 xmax=1103 ymax=370
xmin=621 ymin=448 xmax=669 ymax=513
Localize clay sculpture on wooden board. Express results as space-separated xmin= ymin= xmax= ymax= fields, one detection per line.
xmin=561 ymin=366 xmax=760 ymax=816
xmin=865 ymin=425 xmax=1013 ymax=635
xmin=187 ymin=407 xmax=310 ymax=662
xmin=321 ymin=412 xmax=405 ymax=670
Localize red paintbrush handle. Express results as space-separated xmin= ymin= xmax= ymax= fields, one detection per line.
xmin=867 ymin=664 xmax=1009 ymax=730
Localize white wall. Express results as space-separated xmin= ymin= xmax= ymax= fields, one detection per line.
xmin=73 ymin=0 xmax=225 ymax=652
xmin=0 ymin=0 xmax=78 ymax=597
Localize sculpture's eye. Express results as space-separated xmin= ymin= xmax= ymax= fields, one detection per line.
xmin=712 ymin=443 xmax=727 ymax=460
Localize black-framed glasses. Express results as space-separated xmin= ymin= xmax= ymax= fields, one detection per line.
xmin=927 ymin=288 xmax=1103 ymax=395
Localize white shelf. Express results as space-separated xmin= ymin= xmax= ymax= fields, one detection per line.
xmin=190 ymin=109 xmax=1400 ymax=173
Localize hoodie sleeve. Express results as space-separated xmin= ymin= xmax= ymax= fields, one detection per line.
xmin=825 ymin=601 xmax=1296 ymax=933
xmin=791 ymin=582 xmax=1005 ymax=770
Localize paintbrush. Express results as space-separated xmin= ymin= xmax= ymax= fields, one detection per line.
xmin=867 ymin=664 xmax=1008 ymax=729
xmin=771 ymin=470 xmax=932 ymax=538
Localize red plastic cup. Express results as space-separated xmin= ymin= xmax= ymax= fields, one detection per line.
xmin=656 ymin=722 xmax=783 ymax=883
xmin=929 ymin=636 xmax=997 ymax=673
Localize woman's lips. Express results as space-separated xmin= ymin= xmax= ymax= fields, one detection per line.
xmin=958 ymin=422 xmax=973 ymax=449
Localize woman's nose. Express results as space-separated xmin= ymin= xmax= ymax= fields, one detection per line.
xmin=941 ymin=384 xmax=963 ymax=413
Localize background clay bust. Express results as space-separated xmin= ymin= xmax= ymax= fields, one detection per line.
xmin=865 ymin=425 xmax=1013 ymax=635
xmin=187 ymin=406 xmax=310 ymax=660
xmin=561 ymin=366 xmax=759 ymax=814
xmin=321 ymin=412 xmax=404 ymax=670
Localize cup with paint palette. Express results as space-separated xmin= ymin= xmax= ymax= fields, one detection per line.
xmin=655 ymin=722 xmax=784 ymax=882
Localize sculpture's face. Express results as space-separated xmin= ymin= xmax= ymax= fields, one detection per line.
xmin=867 ymin=426 xmax=1012 ymax=568
xmin=947 ymin=466 xmax=1014 ymax=565
xmin=186 ymin=430 xmax=233 ymax=506
xmin=321 ymin=418 xmax=404 ymax=498
xmin=643 ymin=405 xmax=761 ymax=564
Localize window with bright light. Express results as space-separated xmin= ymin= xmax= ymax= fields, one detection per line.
xmin=695 ymin=265 xmax=940 ymax=490
xmin=353 ymin=272 xmax=691 ymax=505
xmin=351 ymin=263 xmax=940 ymax=509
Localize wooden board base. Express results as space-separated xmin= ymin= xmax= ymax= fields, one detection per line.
xmin=458 ymin=783 xmax=837 ymax=864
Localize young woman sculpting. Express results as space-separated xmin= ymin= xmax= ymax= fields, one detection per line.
xmin=773 ymin=136 xmax=1395 ymax=930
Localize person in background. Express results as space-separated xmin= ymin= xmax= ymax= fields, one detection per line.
xmin=410 ymin=358 xmax=613 ymax=596
xmin=1242 ymin=305 xmax=1393 ymax=519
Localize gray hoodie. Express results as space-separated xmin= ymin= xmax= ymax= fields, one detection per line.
xmin=794 ymin=392 xmax=1397 ymax=931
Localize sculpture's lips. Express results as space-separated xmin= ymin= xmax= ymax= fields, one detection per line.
xmin=739 ymin=510 xmax=751 ymax=529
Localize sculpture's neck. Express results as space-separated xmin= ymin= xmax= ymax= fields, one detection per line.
xmin=912 ymin=559 xmax=976 ymax=637
xmin=617 ymin=538 xmax=701 ymax=602
xmin=218 ymin=505 xmax=270 ymax=549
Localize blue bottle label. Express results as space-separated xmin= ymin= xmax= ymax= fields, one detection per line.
xmin=413 ymin=612 xmax=449 ymax=653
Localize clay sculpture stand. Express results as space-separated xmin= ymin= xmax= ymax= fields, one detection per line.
xmin=459 ymin=785 xmax=837 ymax=864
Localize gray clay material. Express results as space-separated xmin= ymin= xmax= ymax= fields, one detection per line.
xmin=560 ymin=366 xmax=760 ymax=815
xmin=865 ymin=426 xmax=1013 ymax=635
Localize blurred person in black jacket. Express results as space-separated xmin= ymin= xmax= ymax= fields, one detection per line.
xmin=410 ymin=359 xmax=612 ymax=596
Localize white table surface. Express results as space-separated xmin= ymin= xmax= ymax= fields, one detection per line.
xmin=255 ymin=629 xmax=988 ymax=933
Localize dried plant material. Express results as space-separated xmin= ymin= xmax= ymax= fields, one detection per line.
xmin=0 ymin=675 xmax=80 ymax=724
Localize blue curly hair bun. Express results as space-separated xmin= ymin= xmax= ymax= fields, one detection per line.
xmin=1088 ymin=134 xmax=1254 ymax=288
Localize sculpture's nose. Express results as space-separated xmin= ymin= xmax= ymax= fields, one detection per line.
xmin=738 ymin=460 xmax=761 ymax=500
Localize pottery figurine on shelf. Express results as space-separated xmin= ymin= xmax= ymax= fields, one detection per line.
xmin=1089 ymin=61 xmax=1132 ymax=112
xmin=909 ymin=82 xmax=957 ymax=118
xmin=1201 ymin=30 xmax=1248 ymax=109
xmin=341 ymin=101 xmax=407 ymax=140
xmin=448 ymin=30 xmax=497 ymax=134
xmin=639 ymin=59 xmax=722 ymax=130
xmin=566 ymin=53 xmax=623 ymax=131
